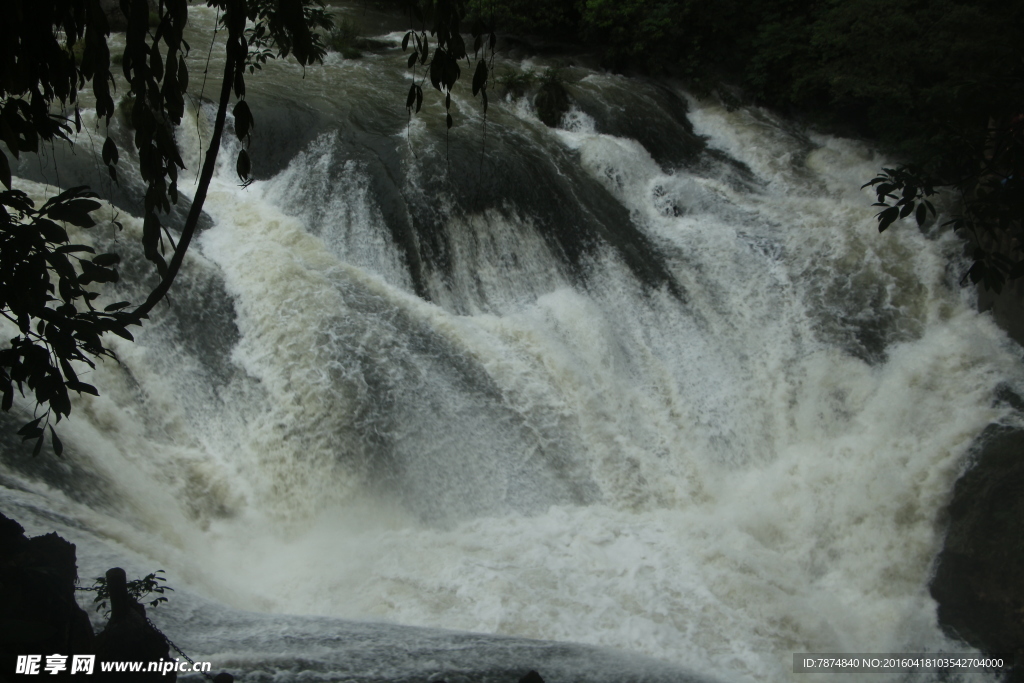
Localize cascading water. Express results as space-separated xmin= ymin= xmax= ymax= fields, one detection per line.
xmin=3 ymin=5 xmax=1022 ymax=683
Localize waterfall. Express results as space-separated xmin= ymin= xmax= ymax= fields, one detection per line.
xmin=2 ymin=7 xmax=1021 ymax=682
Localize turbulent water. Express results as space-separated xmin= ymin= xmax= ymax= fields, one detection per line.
xmin=3 ymin=5 xmax=1023 ymax=683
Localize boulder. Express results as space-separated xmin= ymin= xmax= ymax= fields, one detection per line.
xmin=0 ymin=512 xmax=95 ymax=679
xmin=930 ymin=423 xmax=1024 ymax=675
xmin=534 ymin=80 xmax=571 ymax=128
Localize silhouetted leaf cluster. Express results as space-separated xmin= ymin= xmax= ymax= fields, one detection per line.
xmin=0 ymin=0 xmax=115 ymax=156
xmin=87 ymin=569 xmax=173 ymax=618
xmin=864 ymin=108 xmax=1024 ymax=293
xmin=864 ymin=167 xmax=937 ymax=234
xmin=401 ymin=0 xmax=496 ymax=126
xmin=0 ymin=185 xmax=137 ymax=456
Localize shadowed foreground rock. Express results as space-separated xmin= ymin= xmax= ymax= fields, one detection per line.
xmin=0 ymin=513 xmax=187 ymax=681
xmin=930 ymin=423 xmax=1024 ymax=677
xmin=0 ymin=512 xmax=94 ymax=680
xmin=534 ymin=81 xmax=571 ymax=128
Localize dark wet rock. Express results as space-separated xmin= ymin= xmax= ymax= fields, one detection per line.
xmin=535 ymin=81 xmax=571 ymax=128
xmin=246 ymin=98 xmax=328 ymax=180
xmin=353 ymin=37 xmax=393 ymax=52
xmin=978 ymin=277 xmax=1024 ymax=350
xmin=0 ymin=512 xmax=95 ymax=679
xmin=965 ymin=212 xmax=1024 ymax=349
xmin=9 ymin=135 xmax=215 ymax=237
xmin=568 ymin=80 xmax=706 ymax=169
xmin=931 ymin=423 xmax=1024 ymax=671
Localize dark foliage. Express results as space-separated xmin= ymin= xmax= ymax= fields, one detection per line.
xmin=401 ymin=0 xmax=498 ymax=125
xmin=85 ymin=569 xmax=174 ymax=618
xmin=0 ymin=185 xmax=135 ymax=456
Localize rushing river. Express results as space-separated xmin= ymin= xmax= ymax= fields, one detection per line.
xmin=3 ymin=4 xmax=1022 ymax=683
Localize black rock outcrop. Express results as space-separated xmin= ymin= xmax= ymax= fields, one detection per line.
xmin=0 ymin=512 xmax=95 ymax=679
xmin=930 ymin=423 xmax=1024 ymax=677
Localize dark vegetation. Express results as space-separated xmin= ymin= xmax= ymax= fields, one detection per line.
xmin=324 ymin=15 xmax=364 ymax=58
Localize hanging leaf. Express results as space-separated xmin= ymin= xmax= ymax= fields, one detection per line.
xmin=102 ymin=137 xmax=119 ymax=166
xmin=233 ymin=66 xmax=245 ymax=98
xmin=442 ymin=54 xmax=460 ymax=89
xmin=92 ymin=253 xmax=121 ymax=267
xmin=67 ymin=381 xmax=99 ymax=396
xmin=429 ymin=51 xmax=443 ymax=91
xmin=233 ymin=100 xmax=254 ymax=142
xmin=877 ymin=206 xmax=900 ymax=233
xmin=0 ymin=150 xmax=10 ymax=190
xmin=915 ymin=202 xmax=927 ymax=226
xmin=472 ymin=59 xmax=487 ymax=96
xmin=108 ymin=326 xmax=135 ymax=342
xmin=236 ymin=148 xmax=251 ymax=181
xmin=17 ymin=417 xmax=43 ymax=437
xmin=46 ymin=203 xmax=98 ymax=228
xmin=49 ymin=426 xmax=63 ymax=457
xmin=151 ymin=41 xmax=163 ymax=80
xmin=177 ymin=57 xmax=189 ymax=93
